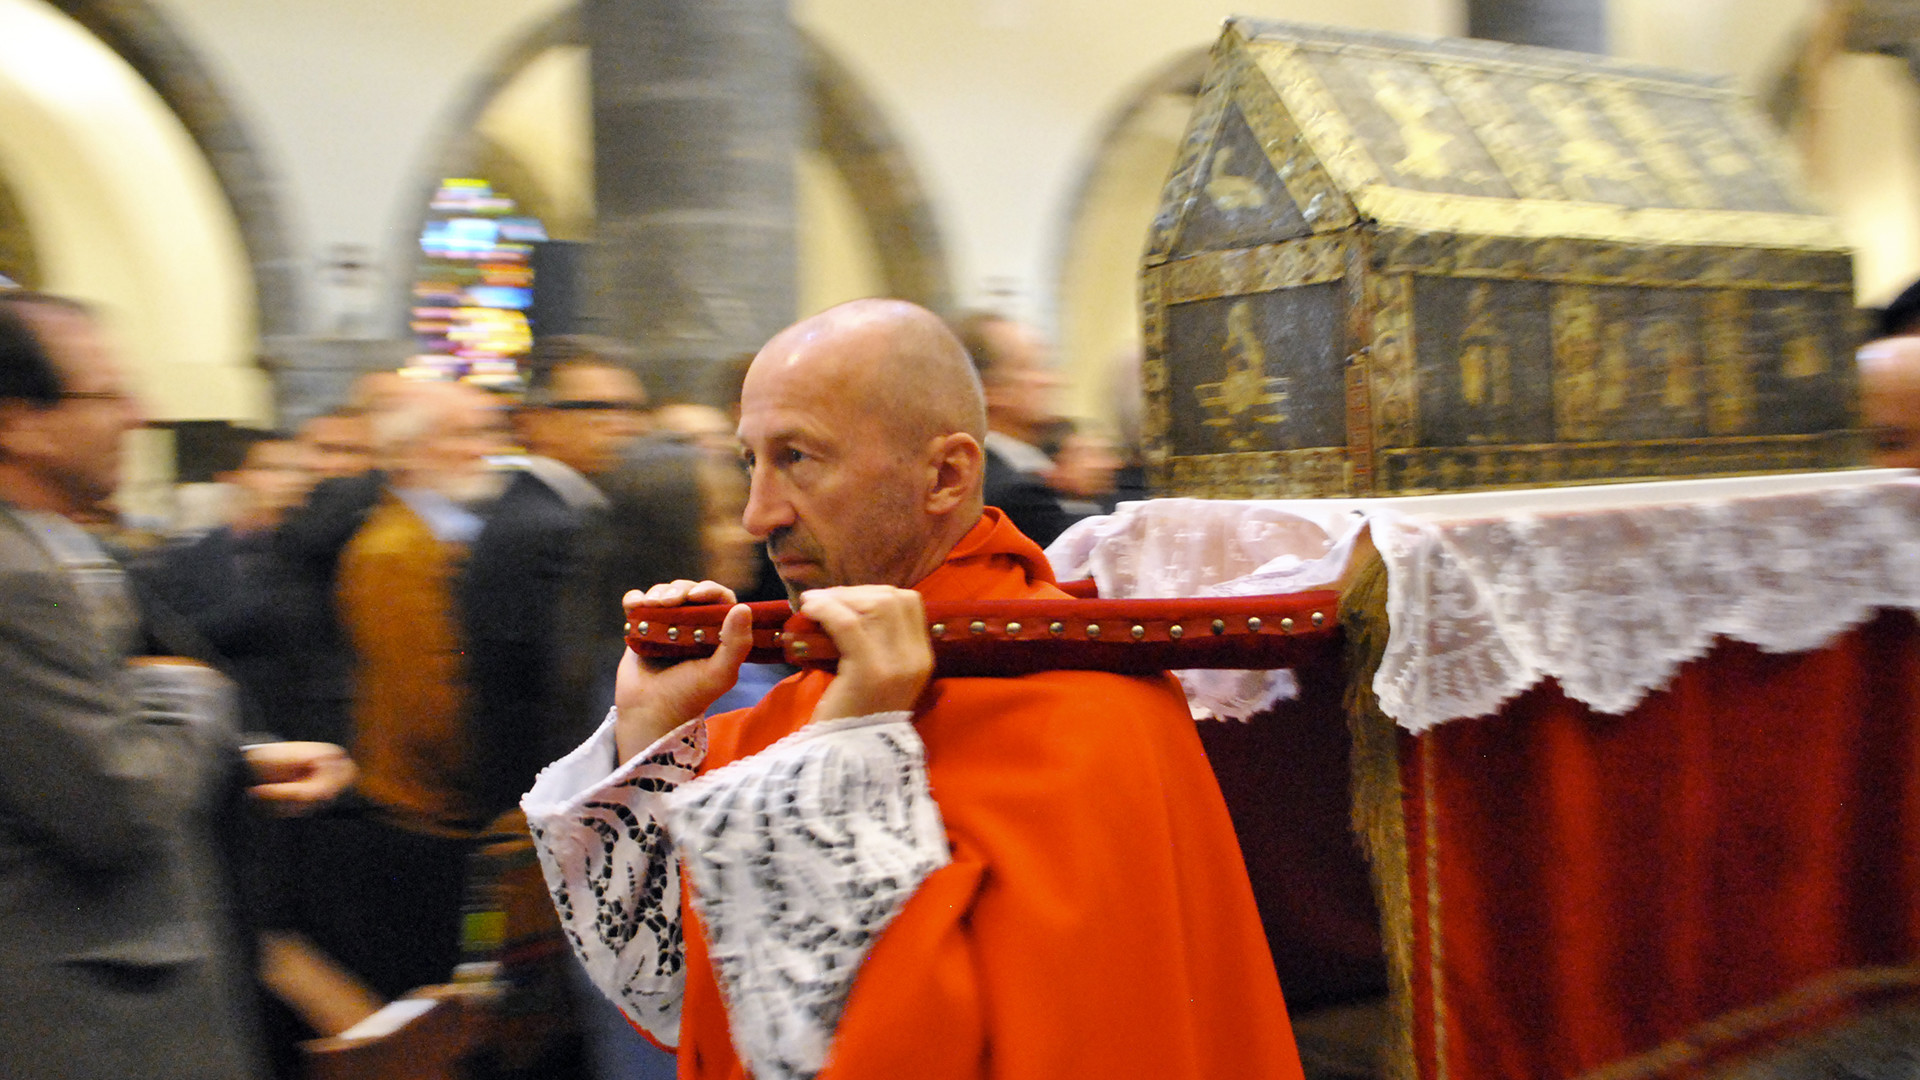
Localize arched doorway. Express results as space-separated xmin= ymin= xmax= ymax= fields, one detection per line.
xmin=1051 ymin=47 xmax=1208 ymax=449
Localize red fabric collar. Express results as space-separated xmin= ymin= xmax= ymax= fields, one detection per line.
xmin=911 ymin=508 xmax=1059 ymax=605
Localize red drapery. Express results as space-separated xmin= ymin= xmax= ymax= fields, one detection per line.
xmin=1402 ymin=610 xmax=1920 ymax=1079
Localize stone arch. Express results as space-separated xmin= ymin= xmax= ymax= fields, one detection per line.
xmin=0 ymin=172 xmax=40 ymax=287
xmin=1050 ymin=47 xmax=1209 ymax=444
xmin=390 ymin=6 xmax=953 ymax=333
xmin=46 ymin=0 xmax=305 ymax=340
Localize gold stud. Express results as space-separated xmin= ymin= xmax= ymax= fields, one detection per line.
xmin=693 ymin=629 xmax=707 ymax=644
xmin=970 ymin=620 xmax=987 ymax=635
xmin=1247 ymin=617 xmax=1262 ymax=633
xmin=930 ymin=622 xmax=946 ymax=638
xmin=624 ymin=622 xmax=634 ymax=634
xmin=667 ymin=626 xmax=680 ymax=642
xmin=1211 ymin=619 xmax=1226 ymax=635
xmin=1006 ymin=621 xmax=1022 ymax=636
xmin=1086 ymin=623 xmax=1101 ymax=638
xmin=792 ymin=640 xmax=809 ymax=658
xmin=1131 ymin=624 xmax=1146 ymax=640
xmin=1169 ymin=624 xmax=1184 ymax=639
xmin=1312 ymin=611 xmax=1326 ymax=628
xmin=1281 ymin=617 xmax=1294 ymax=633
xmin=1049 ymin=622 xmax=1065 ymax=636
xmin=637 ymin=621 xmax=649 ymax=636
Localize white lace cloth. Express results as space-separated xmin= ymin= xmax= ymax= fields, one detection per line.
xmin=523 ymin=713 xmax=705 ymax=1045
xmin=666 ymin=711 xmax=947 ymax=1080
xmin=1047 ymin=474 xmax=1920 ymax=733
xmin=523 ymin=709 xmax=949 ymax=1080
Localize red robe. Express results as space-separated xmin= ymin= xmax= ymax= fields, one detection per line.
xmin=676 ymin=509 xmax=1304 ymax=1079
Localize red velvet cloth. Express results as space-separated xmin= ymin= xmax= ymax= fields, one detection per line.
xmin=1403 ymin=610 xmax=1920 ymax=1079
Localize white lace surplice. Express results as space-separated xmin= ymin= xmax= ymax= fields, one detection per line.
xmin=1047 ymin=475 xmax=1920 ymax=732
xmin=523 ymin=709 xmax=949 ymax=1080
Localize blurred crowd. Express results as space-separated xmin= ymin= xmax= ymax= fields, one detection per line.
xmin=88 ymin=314 xmax=1133 ymax=1080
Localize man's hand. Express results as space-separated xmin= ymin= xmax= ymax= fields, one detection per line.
xmin=243 ymin=741 xmax=356 ymax=815
xmin=801 ymin=586 xmax=933 ymax=725
xmin=614 ymin=580 xmax=753 ymax=763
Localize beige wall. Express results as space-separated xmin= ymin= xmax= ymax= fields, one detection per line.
xmin=0 ymin=0 xmax=262 ymax=430
xmin=7 ymin=0 xmax=1920 ymax=446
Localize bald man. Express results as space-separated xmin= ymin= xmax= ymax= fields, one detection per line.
xmin=525 ymin=299 xmax=1304 ymax=1080
xmin=1859 ymin=335 xmax=1920 ymax=469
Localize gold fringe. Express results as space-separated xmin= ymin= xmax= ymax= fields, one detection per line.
xmin=1577 ymin=967 xmax=1920 ymax=1080
xmin=1340 ymin=542 xmax=1422 ymax=1080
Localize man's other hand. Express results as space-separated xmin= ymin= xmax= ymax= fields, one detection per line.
xmin=614 ymin=580 xmax=752 ymax=762
xmin=801 ymin=585 xmax=933 ymax=725
xmin=243 ymin=741 xmax=355 ymax=815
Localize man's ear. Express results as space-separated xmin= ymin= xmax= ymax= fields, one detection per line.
xmin=924 ymin=431 xmax=983 ymax=515
xmin=0 ymin=402 xmax=49 ymax=461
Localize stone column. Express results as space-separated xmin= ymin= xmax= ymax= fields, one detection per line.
xmin=1466 ymin=0 xmax=1606 ymax=54
xmin=583 ymin=0 xmax=800 ymax=405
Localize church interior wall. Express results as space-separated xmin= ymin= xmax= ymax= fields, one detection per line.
xmin=3 ymin=0 xmax=1919 ymax=457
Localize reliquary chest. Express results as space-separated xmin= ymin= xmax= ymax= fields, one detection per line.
xmin=1142 ymin=19 xmax=1866 ymax=497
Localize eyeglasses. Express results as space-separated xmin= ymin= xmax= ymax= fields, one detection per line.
xmin=545 ymin=399 xmax=646 ymax=412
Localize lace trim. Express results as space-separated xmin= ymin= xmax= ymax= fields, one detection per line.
xmin=523 ymin=711 xmax=706 ymax=1045
xmin=1370 ymin=479 xmax=1920 ymax=731
xmin=1048 ymin=478 xmax=1920 ymax=732
xmin=663 ymin=711 xmax=949 ymax=1080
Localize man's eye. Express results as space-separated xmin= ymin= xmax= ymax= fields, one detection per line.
xmin=783 ymin=448 xmax=807 ymax=464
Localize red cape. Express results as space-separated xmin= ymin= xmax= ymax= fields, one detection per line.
xmin=679 ymin=509 xmax=1304 ymax=1079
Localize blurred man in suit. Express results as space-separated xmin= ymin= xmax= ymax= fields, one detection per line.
xmin=0 ymin=291 xmax=352 ymax=1080
xmin=951 ymin=311 xmax=1117 ymax=547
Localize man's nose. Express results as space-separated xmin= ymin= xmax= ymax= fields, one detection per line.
xmin=739 ymin=469 xmax=792 ymax=540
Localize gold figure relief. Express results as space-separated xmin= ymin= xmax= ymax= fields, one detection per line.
xmin=1195 ymin=300 xmax=1290 ymax=450
xmin=1204 ymin=147 xmax=1270 ymax=213
xmin=1599 ymin=320 xmax=1632 ymax=413
xmin=1368 ymin=274 xmax=1417 ymax=446
xmin=1590 ymin=83 xmax=1715 ymax=209
xmin=1552 ymin=286 xmax=1604 ymax=440
xmin=1367 ymin=68 xmax=1464 ymax=183
xmin=1696 ymin=124 xmax=1753 ymax=179
xmin=1526 ymin=82 xmax=1651 ymax=203
xmin=1643 ymin=319 xmax=1698 ymax=413
xmin=1431 ymin=64 xmax=1558 ymax=200
xmin=1780 ymin=301 xmax=1830 ymax=379
xmin=1456 ymin=283 xmax=1512 ymax=411
xmin=1704 ymin=291 xmax=1753 ymax=435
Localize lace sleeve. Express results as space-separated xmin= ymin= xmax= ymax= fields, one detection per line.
xmin=662 ymin=711 xmax=950 ymax=1080
xmin=523 ymin=710 xmax=706 ymax=1045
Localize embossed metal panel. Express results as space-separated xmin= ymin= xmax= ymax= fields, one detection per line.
xmin=1142 ymin=18 xmax=1864 ymax=498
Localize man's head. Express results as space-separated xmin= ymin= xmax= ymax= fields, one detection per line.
xmin=0 ymin=293 xmax=143 ymax=518
xmin=739 ymin=298 xmax=986 ymax=602
xmin=518 ymin=345 xmax=650 ymax=476
xmin=223 ymin=436 xmax=314 ymax=531
xmin=372 ymin=379 xmax=508 ymax=503
xmin=952 ymin=311 xmax=1063 ymax=446
xmin=1859 ymin=335 xmax=1920 ymax=469
xmin=300 ymin=411 xmax=375 ymax=481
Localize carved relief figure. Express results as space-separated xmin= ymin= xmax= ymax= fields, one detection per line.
xmin=1369 ymin=68 xmax=1458 ymax=182
xmin=1599 ymin=319 xmax=1632 ymax=413
xmin=1552 ymin=287 xmax=1603 ymax=440
xmin=1456 ymin=282 xmax=1514 ymax=442
xmin=1204 ymin=148 xmax=1268 ymax=212
xmin=1780 ymin=301 xmax=1830 ymax=379
xmin=1643 ymin=319 xmax=1697 ymax=412
xmin=1527 ymin=82 xmax=1649 ymax=202
xmin=1704 ymin=291 xmax=1754 ymax=434
xmin=1197 ymin=299 xmax=1289 ymax=450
